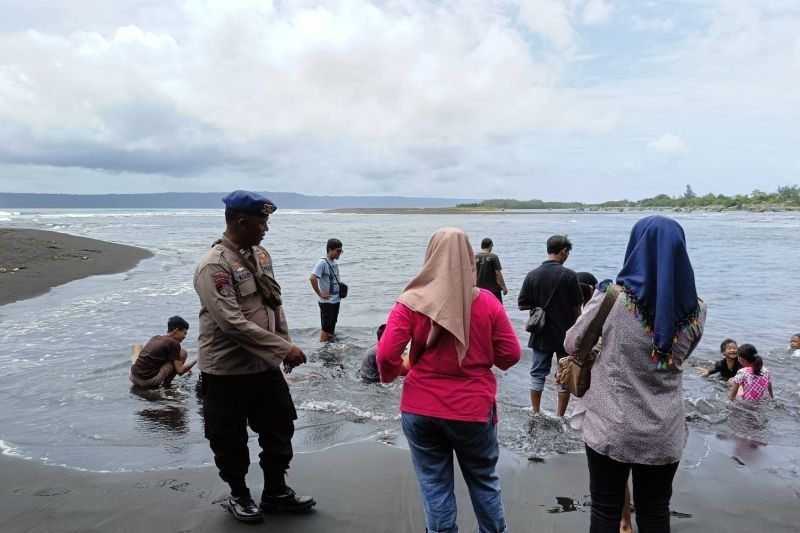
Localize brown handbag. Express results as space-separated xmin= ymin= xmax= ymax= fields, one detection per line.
xmin=556 ymin=284 xmax=622 ymax=397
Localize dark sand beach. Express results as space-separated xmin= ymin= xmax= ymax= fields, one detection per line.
xmin=0 ymin=228 xmax=153 ymax=306
xmin=1 ymin=229 xmax=798 ymax=532
xmin=2 ymin=439 xmax=797 ymax=532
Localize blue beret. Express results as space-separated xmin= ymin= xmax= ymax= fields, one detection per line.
xmin=222 ymin=190 xmax=277 ymax=217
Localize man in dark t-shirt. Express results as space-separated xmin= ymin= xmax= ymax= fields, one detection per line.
xmin=518 ymin=235 xmax=583 ymax=416
xmin=130 ymin=315 xmax=197 ymax=388
xmin=475 ymin=238 xmax=508 ymax=302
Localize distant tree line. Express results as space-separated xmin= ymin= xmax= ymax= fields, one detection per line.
xmin=457 ymin=184 xmax=800 ymax=210
xmin=456 ymin=198 xmax=583 ymax=209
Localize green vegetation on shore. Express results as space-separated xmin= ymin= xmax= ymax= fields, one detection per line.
xmin=457 ymin=184 xmax=800 ymax=210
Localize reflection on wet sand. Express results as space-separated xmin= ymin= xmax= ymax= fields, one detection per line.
xmin=130 ymin=385 xmax=190 ymax=435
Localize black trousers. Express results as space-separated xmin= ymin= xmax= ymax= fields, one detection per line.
xmin=319 ymin=301 xmax=340 ymax=334
xmin=586 ymin=445 xmax=679 ymax=533
xmin=202 ymin=369 xmax=297 ymax=490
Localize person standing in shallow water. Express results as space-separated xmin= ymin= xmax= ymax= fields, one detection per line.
xmin=475 ymin=237 xmax=508 ymax=302
xmin=194 ymin=190 xmax=315 ymax=524
xmin=565 ymin=215 xmax=706 ymax=533
xmin=378 ymin=227 xmax=521 ymax=533
xmin=310 ymin=238 xmax=344 ymax=342
xmin=518 ymin=235 xmax=583 ymax=416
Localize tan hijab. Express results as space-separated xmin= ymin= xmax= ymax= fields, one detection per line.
xmin=397 ymin=227 xmax=478 ymax=366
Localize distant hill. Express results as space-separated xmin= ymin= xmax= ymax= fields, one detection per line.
xmin=0 ymin=192 xmax=477 ymax=209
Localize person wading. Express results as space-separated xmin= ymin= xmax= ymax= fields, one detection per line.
xmin=518 ymin=235 xmax=583 ymax=416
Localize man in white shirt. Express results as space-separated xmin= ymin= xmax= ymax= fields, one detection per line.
xmin=309 ymin=238 xmax=344 ymax=342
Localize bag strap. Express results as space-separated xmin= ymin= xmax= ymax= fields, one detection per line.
xmin=574 ymin=284 xmax=622 ymax=360
xmin=324 ymin=258 xmax=341 ymax=284
xmin=541 ymin=271 xmax=565 ymax=310
xmin=217 ymin=239 xmax=282 ymax=308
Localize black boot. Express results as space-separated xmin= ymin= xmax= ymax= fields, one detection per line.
xmin=260 ymin=474 xmax=316 ymax=513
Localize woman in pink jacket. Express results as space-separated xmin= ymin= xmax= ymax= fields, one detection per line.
xmin=378 ymin=227 xmax=521 ymax=533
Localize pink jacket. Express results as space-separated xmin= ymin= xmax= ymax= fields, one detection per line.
xmin=377 ymin=289 xmax=521 ymax=423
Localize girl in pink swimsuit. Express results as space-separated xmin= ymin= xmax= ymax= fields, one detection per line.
xmin=729 ymin=344 xmax=773 ymax=401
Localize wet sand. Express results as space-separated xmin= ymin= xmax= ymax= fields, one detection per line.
xmin=0 ymin=228 xmax=153 ymax=306
xmin=1 ymin=437 xmax=797 ymax=532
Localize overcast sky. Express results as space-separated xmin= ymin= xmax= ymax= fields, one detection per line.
xmin=1 ymin=0 xmax=798 ymax=202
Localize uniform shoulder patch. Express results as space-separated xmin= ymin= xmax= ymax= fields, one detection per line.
xmin=255 ymin=250 xmax=273 ymax=272
xmin=212 ymin=271 xmax=235 ymax=298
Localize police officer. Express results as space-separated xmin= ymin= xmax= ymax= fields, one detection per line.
xmin=194 ymin=190 xmax=315 ymax=523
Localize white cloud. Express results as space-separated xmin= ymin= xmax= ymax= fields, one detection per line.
xmin=0 ymin=0 xmax=799 ymax=201
xmin=632 ymin=16 xmax=674 ymax=33
xmin=515 ymin=0 xmax=576 ymax=51
xmin=583 ymin=0 xmax=611 ymax=26
xmin=794 ymin=35 xmax=800 ymax=70
xmin=648 ymin=134 xmax=688 ymax=154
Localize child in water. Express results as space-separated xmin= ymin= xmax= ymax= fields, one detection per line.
xmin=698 ymin=338 xmax=741 ymax=380
xmin=789 ymin=334 xmax=800 ymax=357
xmin=729 ymin=344 xmax=773 ymax=401
xmin=357 ymin=324 xmax=386 ymax=383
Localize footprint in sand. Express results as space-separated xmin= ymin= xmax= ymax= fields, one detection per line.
xmin=33 ymin=488 xmax=71 ymax=497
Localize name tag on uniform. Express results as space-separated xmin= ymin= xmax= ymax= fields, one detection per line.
xmin=233 ymin=267 xmax=253 ymax=283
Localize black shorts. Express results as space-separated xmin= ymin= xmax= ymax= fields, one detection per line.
xmin=319 ymin=302 xmax=340 ymax=334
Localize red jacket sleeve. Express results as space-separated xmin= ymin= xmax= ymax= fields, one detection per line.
xmin=377 ymin=303 xmax=413 ymax=383
xmin=490 ymin=298 xmax=522 ymax=370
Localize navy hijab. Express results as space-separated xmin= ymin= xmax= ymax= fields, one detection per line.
xmin=616 ymin=216 xmax=698 ymax=358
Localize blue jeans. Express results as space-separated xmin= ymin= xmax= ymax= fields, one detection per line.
xmin=401 ymin=412 xmax=507 ymax=533
xmin=529 ymin=348 xmax=566 ymax=392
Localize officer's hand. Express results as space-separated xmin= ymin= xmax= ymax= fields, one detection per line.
xmin=283 ymin=346 xmax=307 ymax=374
xmin=320 ymin=290 xmax=332 ymax=299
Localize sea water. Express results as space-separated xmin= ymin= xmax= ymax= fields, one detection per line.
xmin=0 ymin=209 xmax=798 ymax=471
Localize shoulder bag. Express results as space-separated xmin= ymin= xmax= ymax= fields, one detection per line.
xmin=555 ymin=284 xmax=622 ymax=397
xmin=325 ymin=259 xmax=348 ymax=299
xmin=525 ymin=272 xmax=563 ymax=334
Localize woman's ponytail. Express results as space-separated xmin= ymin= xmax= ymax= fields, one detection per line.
xmin=752 ymin=355 xmax=763 ymax=376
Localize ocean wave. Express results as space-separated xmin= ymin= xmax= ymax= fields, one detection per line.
xmin=30 ymin=211 xmax=221 ymax=219
xmin=0 ymin=439 xmax=30 ymax=459
xmin=297 ymin=399 xmax=397 ymax=422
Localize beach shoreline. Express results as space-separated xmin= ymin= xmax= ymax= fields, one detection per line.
xmin=1 ymin=437 xmax=797 ymax=532
xmin=0 ymin=227 xmax=153 ymax=306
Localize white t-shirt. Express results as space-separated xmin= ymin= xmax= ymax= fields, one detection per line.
xmin=312 ymin=258 xmax=341 ymax=304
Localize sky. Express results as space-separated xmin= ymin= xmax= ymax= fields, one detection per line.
xmin=0 ymin=0 xmax=799 ymax=203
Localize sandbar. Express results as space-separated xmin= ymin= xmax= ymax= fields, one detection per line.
xmin=0 ymin=228 xmax=153 ymax=306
